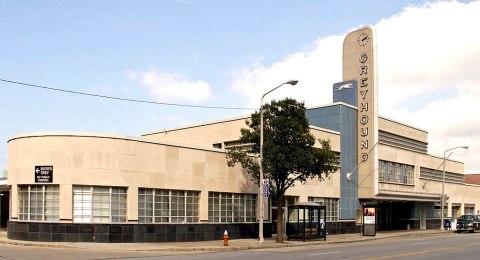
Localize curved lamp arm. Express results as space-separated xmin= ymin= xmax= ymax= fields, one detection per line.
xmin=346 ymin=141 xmax=379 ymax=182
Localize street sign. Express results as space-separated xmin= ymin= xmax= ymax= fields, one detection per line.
xmin=35 ymin=166 xmax=53 ymax=183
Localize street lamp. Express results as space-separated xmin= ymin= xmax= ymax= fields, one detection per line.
xmin=258 ymin=79 xmax=298 ymax=243
xmin=440 ymin=145 xmax=468 ymax=231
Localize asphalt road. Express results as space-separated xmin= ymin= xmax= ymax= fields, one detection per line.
xmin=166 ymin=233 xmax=480 ymax=260
xmin=0 ymin=232 xmax=480 ymax=259
xmin=167 ymin=232 xmax=480 ymax=260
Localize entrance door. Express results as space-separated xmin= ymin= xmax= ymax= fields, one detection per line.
xmin=420 ymin=209 xmax=426 ymax=229
xmin=272 ymin=208 xmax=280 ymax=235
xmin=451 ymin=207 xmax=459 ymax=231
xmin=0 ymin=191 xmax=9 ymax=228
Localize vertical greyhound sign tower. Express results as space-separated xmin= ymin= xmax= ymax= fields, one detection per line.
xmin=343 ymin=26 xmax=379 ymax=199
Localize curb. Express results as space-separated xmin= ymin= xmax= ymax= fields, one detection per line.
xmin=0 ymin=230 xmax=448 ymax=253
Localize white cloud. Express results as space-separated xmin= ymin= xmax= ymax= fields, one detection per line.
xmin=376 ymin=1 xmax=480 ymax=107
xmin=231 ymin=35 xmax=344 ymax=109
xmin=127 ymin=70 xmax=212 ymax=102
xmin=231 ymin=1 xmax=480 ymax=173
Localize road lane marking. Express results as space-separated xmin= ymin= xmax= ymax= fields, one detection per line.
xmin=307 ymin=250 xmax=341 ymax=256
xmin=361 ymin=242 xmax=480 ymax=260
xmin=411 ymin=241 xmax=432 ymax=245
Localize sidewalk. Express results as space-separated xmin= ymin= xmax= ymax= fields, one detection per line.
xmin=0 ymin=229 xmax=447 ymax=253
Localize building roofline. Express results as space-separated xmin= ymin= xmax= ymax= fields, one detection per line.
xmin=8 ymin=132 xmax=227 ymax=154
xmin=306 ymin=102 xmax=358 ymax=111
xmin=427 ymin=154 xmax=465 ymax=165
xmin=309 ymin=125 xmax=340 ymax=135
xmin=142 ymin=105 xmax=345 ymax=137
xmin=142 ymin=115 xmax=250 ymax=136
xmin=378 ymin=115 xmax=428 ymax=133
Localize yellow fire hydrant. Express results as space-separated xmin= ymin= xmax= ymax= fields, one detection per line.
xmin=223 ymin=230 xmax=229 ymax=246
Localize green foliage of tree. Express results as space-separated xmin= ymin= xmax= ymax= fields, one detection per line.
xmin=227 ymin=98 xmax=338 ymax=242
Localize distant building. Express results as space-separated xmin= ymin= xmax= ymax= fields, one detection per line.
xmin=465 ymin=174 xmax=480 ymax=185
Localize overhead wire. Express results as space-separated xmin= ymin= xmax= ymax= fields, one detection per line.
xmin=0 ymin=78 xmax=256 ymax=111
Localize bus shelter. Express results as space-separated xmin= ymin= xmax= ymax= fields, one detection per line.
xmin=286 ymin=202 xmax=326 ymax=241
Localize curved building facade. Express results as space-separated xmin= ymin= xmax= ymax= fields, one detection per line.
xmin=7 ymin=129 xmax=341 ymax=242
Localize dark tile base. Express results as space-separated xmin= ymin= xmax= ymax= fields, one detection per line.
xmin=325 ymin=221 xmax=362 ymax=235
xmin=7 ymin=221 xmax=272 ymax=243
xmin=8 ymin=219 xmax=442 ymax=243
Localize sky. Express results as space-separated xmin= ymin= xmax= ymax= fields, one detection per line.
xmin=1 ymin=0 xmax=479 ymax=174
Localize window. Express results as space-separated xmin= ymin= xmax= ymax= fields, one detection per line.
xmin=308 ymin=197 xmax=339 ymax=222
xmin=138 ymin=189 xmax=199 ymax=223
xmin=434 ymin=202 xmax=448 ymax=218
xmin=223 ymin=140 xmax=253 ymax=151
xmin=73 ymin=186 xmax=127 ymax=223
xmin=465 ymin=205 xmax=475 ymax=215
xmin=18 ymin=185 xmax=59 ymax=221
xmin=379 ymin=160 xmax=414 ymax=185
xmin=208 ymin=192 xmax=256 ymax=223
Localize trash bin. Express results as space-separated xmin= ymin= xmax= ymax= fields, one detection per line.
xmin=444 ymin=219 xmax=451 ymax=230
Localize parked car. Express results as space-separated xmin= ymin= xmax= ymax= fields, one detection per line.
xmin=456 ymin=215 xmax=480 ymax=233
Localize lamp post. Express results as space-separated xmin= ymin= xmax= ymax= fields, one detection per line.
xmin=440 ymin=145 xmax=468 ymax=231
xmin=258 ymin=79 xmax=298 ymax=243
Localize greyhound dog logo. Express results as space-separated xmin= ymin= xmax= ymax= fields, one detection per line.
xmin=335 ymin=82 xmax=354 ymax=91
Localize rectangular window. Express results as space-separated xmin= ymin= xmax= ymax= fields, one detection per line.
xmin=465 ymin=205 xmax=475 ymax=215
xmin=308 ymin=197 xmax=339 ymax=222
xmin=379 ymin=160 xmax=414 ymax=185
xmin=138 ymin=189 xmax=199 ymax=223
xmin=434 ymin=202 xmax=448 ymax=218
xmin=111 ymin=187 xmax=128 ymax=223
xmin=18 ymin=185 xmax=59 ymax=221
xmin=208 ymin=192 xmax=256 ymax=223
xmin=73 ymin=186 xmax=127 ymax=223
xmin=186 ymin=191 xmax=200 ymax=223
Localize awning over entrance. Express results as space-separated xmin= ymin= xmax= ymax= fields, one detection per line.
xmin=374 ymin=190 xmax=441 ymax=202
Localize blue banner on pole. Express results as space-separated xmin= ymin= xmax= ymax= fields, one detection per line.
xmin=263 ymin=179 xmax=269 ymax=197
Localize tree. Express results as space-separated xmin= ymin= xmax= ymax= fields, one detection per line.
xmin=227 ymin=98 xmax=338 ymax=242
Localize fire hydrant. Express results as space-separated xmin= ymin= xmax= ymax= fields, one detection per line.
xmin=223 ymin=230 xmax=229 ymax=246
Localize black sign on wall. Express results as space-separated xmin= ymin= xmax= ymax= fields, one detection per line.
xmin=35 ymin=166 xmax=53 ymax=183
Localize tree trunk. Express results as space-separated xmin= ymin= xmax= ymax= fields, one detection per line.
xmin=276 ymin=197 xmax=284 ymax=243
